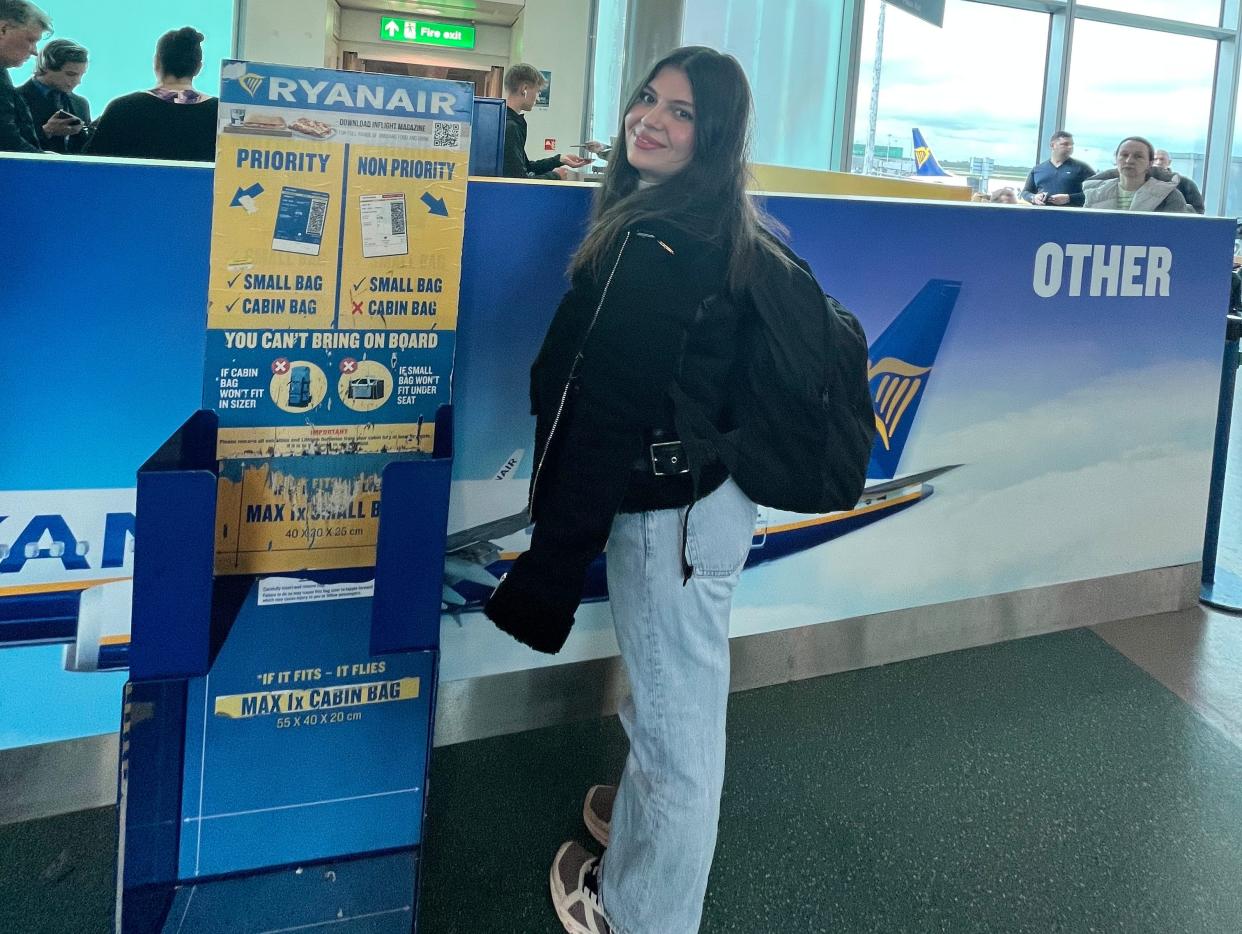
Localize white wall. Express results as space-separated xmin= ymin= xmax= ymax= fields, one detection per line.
xmin=337 ymin=9 xmax=512 ymax=72
xmin=326 ymin=0 xmax=341 ymax=68
xmin=238 ymin=0 xmax=592 ymax=155
xmin=237 ymin=0 xmax=336 ymax=67
xmin=509 ymin=0 xmax=591 ymax=154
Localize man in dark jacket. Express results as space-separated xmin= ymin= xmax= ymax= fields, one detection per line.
xmin=1021 ymin=130 xmax=1095 ymax=207
xmin=502 ymin=62 xmax=587 ymax=180
xmin=0 ymin=0 xmax=50 ymax=153
xmin=19 ymin=38 xmax=90 ymax=153
xmin=1153 ymin=149 xmax=1206 ymax=214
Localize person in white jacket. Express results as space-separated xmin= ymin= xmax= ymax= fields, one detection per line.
xmin=1083 ymin=136 xmax=1191 ymax=213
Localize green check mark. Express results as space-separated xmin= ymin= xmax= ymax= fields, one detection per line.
xmin=353 ymin=277 xmax=366 ymax=291
xmin=228 ymin=273 xmax=242 ymax=288
xmin=226 ymin=298 xmax=240 ymax=312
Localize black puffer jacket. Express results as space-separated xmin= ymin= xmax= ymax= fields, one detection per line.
xmin=485 ymin=220 xmax=734 ymax=653
xmin=484 ymin=221 xmax=873 ymax=654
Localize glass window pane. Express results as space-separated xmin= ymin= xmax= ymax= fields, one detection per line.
xmin=1064 ymin=20 xmax=1213 ymax=195
xmin=587 ymin=0 xmax=627 ymax=148
xmin=9 ymin=0 xmax=234 ymax=109
xmin=1078 ymin=1 xmax=1221 ymax=28
xmin=682 ymin=0 xmax=845 ymax=170
xmin=1226 ymin=97 xmax=1242 ymax=218
xmin=853 ymin=0 xmax=1048 ymax=191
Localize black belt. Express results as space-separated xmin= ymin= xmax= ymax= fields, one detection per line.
xmin=650 ymin=440 xmax=690 ymax=476
xmin=633 ymin=439 xmax=690 ymax=476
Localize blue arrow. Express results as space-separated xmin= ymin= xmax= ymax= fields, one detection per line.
xmin=230 ymin=183 xmax=264 ymax=207
xmin=420 ymin=192 xmax=448 ymax=216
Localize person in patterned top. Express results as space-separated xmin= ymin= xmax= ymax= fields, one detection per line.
xmin=85 ymin=26 xmax=218 ymax=162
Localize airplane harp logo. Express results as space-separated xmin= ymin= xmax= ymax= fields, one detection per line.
xmin=238 ymin=73 xmax=265 ymax=97
xmin=869 ymin=357 xmax=931 ymax=450
xmin=913 ymin=146 xmax=932 ymax=169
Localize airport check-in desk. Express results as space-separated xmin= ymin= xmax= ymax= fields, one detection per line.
xmin=0 ymin=154 xmax=1235 ymax=928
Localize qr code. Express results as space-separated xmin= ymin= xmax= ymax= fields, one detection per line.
xmin=307 ymin=197 xmax=327 ymax=235
xmin=391 ymin=199 xmax=406 ymax=235
xmin=433 ymin=121 xmax=461 ymax=149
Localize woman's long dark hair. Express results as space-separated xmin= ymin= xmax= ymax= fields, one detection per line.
xmin=570 ymin=46 xmax=790 ymax=293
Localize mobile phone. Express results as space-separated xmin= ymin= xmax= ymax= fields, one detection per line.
xmin=53 ymin=109 xmax=82 ymax=124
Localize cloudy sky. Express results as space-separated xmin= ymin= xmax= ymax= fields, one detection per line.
xmin=854 ymin=0 xmax=1223 ymax=171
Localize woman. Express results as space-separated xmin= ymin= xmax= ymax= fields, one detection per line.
xmin=1083 ymin=137 xmax=1191 ymax=213
xmin=86 ymin=27 xmax=217 ymax=162
xmin=484 ymin=47 xmax=871 ymax=934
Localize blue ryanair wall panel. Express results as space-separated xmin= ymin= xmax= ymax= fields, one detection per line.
xmin=178 ymin=585 xmax=435 ymax=878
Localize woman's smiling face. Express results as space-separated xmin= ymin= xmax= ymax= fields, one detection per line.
xmin=624 ymin=66 xmax=696 ymax=183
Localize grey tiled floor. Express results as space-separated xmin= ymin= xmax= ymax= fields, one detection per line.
xmin=4 ymin=618 xmax=1242 ymax=933
xmin=1095 ymin=604 xmax=1242 ymax=749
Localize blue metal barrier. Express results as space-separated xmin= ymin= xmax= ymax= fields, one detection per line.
xmin=1200 ymin=313 xmax=1242 ymax=610
xmin=118 ymin=407 xmax=453 ymax=931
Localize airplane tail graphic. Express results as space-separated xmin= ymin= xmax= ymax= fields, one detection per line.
xmin=911 ymin=128 xmax=951 ymax=177
xmin=866 ymin=279 xmax=961 ymax=479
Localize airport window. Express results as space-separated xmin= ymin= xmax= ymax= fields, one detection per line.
xmin=682 ymin=0 xmax=847 ymax=170
xmin=1063 ymin=19 xmax=1214 ymax=188
xmin=1077 ymin=0 xmax=1223 ymax=29
xmin=587 ymin=0 xmax=628 ymax=148
xmin=8 ymin=0 xmax=235 ymax=115
xmin=852 ymin=0 xmax=1047 ymax=189
xmin=1224 ymin=88 xmax=1242 ymax=219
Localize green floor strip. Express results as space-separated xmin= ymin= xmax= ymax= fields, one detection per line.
xmin=5 ymin=628 xmax=1242 ymax=933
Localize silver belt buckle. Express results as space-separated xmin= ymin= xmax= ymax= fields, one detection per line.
xmin=650 ymin=441 xmax=689 ymax=476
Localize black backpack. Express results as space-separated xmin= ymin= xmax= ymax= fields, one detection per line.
xmin=673 ymin=247 xmax=875 ymax=515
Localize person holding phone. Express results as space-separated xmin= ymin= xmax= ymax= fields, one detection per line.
xmin=19 ymin=37 xmax=91 ymax=153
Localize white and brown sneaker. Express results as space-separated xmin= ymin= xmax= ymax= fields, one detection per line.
xmin=550 ymin=841 xmax=612 ymax=934
xmin=583 ymin=784 xmax=615 ymax=847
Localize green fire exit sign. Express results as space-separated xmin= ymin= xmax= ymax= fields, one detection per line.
xmin=380 ymin=16 xmax=476 ymax=49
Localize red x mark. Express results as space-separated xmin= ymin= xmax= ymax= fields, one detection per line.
xmin=340 ymin=357 xmax=357 ymax=373
xmin=351 ymin=299 xmax=364 ymax=315
xmin=272 ymin=357 xmax=289 ymax=374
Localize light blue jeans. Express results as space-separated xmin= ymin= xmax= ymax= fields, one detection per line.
xmin=599 ymin=477 xmax=757 ymax=934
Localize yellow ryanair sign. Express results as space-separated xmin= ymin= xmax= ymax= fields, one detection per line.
xmin=214 ymin=677 xmax=421 ymax=719
xmin=203 ymin=61 xmax=472 ymax=574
